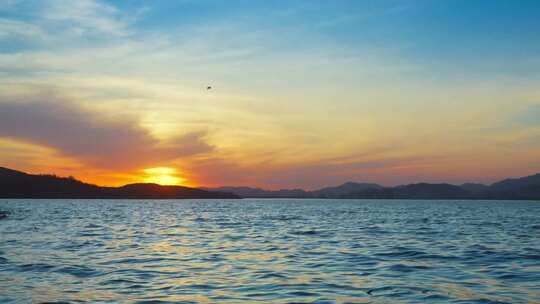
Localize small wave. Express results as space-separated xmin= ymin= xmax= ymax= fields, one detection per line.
xmin=180 ymin=283 xmax=216 ymax=290
xmin=420 ymin=253 xmax=459 ymax=260
xmin=262 ymin=214 xmax=303 ymax=221
xmin=287 ymin=290 xmax=320 ymax=297
xmin=375 ymin=249 xmax=426 ymax=258
xmin=464 ymin=298 xmax=512 ymax=304
xmin=18 ymin=263 xmax=55 ymax=272
xmin=361 ymin=225 xmax=389 ymax=234
xmin=76 ymin=232 xmax=103 ymax=237
xmin=55 ymin=265 xmax=100 ymax=278
xmin=107 ymin=268 xmax=177 ymax=279
xmin=422 ymin=294 xmax=450 ymax=300
xmin=495 ymin=271 xmax=540 ymax=282
xmin=388 ymin=263 xmax=431 ymax=273
xmin=289 ymin=229 xmax=334 ymax=237
xmin=84 ymin=223 xmax=101 ymax=229
xmin=366 ymin=286 xmax=426 ymax=296
xmin=218 ymin=221 xmax=243 ymax=227
xmin=405 ymin=217 xmax=430 ymax=224
xmin=99 ymin=257 xmax=177 ymax=265
xmin=290 ymin=229 xmax=319 ymax=236
xmin=256 ymin=272 xmax=288 ymax=279
xmin=98 ymin=278 xmax=139 ymax=285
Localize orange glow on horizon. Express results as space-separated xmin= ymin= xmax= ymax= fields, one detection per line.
xmin=142 ymin=167 xmax=188 ymax=186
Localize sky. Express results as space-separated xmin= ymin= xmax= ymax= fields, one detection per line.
xmin=0 ymin=0 xmax=539 ymax=189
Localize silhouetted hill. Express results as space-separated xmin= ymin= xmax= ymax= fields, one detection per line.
xmin=202 ymin=173 xmax=540 ymax=200
xmin=311 ymin=182 xmax=383 ymax=198
xmin=460 ymin=183 xmax=489 ymax=193
xmin=484 ymin=173 xmax=540 ymax=200
xmin=311 ymin=183 xmax=470 ymax=199
xmin=390 ymin=183 xmax=470 ymax=199
xmin=200 ymin=186 xmax=309 ymax=198
xmin=112 ymin=183 xmax=238 ymax=199
xmin=490 ymin=173 xmax=540 ymax=191
xmin=0 ymin=167 xmax=239 ymax=199
xmin=3 ymin=166 xmax=539 ymax=200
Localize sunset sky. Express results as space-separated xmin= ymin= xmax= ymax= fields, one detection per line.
xmin=1 ymin=0 xmax=539 ymax=189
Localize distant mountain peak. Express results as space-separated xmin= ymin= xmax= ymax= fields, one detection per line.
xmin=202 ymin=173 xmax=540 ymax=199
xmin=3 ymin=166 xmax=540 ymax=200
xmin=490 ymin=172 xmax=540 ymax=191
xmin=313 ymin=181 xmax=383 ymax=196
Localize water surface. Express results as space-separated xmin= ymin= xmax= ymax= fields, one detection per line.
xmin=0 ymin=199 xmax=539 ymax=303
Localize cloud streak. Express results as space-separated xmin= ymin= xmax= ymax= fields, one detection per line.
xmin=40 ymin=0 xmax=131 ymax=37
xmin=0 ymin=91 xmax=213 ymax=170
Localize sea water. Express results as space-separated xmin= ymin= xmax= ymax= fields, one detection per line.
xmin=0 ymin=199 xmax=539 ymax=303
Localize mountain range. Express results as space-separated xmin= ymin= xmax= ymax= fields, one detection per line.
xmin=0 ymin=167 xmax=239 ymax=199
xmin=1 ymin=166 xmax=539 ymax=200
xmin=204 ymin=173 xmax=540 ymax=200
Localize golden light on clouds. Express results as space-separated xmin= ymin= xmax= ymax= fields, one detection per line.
xmin=142 ymin=167 xmax=186 ymax=186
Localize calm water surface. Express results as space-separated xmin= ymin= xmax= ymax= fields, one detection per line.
xmin=0 ymin=199 xmax=539 ymax=303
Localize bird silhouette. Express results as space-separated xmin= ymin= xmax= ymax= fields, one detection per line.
xmin=207 ymin=86 xmax=212 ymax=90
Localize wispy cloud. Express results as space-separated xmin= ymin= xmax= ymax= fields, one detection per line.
xmin=0 ymin=0 xmax=141 ymax=57
xmin=39 ymin=0 xmax=132 ymax=37
xmin=0 ymin=18 xmax=45 ymax=41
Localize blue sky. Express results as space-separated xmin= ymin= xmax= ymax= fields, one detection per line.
xmin=3 ymin=0 xmax=539 ymax=78
xmin=105 ymin=0 xmax=540 ymax=73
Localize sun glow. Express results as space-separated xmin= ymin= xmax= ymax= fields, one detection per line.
xmin=142 ymin=167 xmax=186 ymax=185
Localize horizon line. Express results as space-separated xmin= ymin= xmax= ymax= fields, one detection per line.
xmin=2 ymin=166 xmax=538 ymax=191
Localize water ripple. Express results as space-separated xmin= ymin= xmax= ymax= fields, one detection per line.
xmin=0 ymin=199 xmax=539 ymax=303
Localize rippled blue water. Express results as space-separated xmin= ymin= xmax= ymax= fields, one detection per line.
xmin=0 ymin=199 xmax=539 ymax=303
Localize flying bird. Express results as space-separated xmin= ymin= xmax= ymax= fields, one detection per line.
xmin=206 ymin=85 xmax=212 ymax=90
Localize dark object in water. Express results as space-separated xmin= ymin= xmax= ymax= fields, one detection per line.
xmin=0 ymin=210 xmax=9 ymax=219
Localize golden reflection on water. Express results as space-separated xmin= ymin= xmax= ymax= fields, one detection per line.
xmin=432 ymin=282 xmax=514 ymax=303
xmin=290 ymin=274 xmax=315 ymax=285
xmin=345 ymin=274 xmax=371 ymax=289
xmin=226 ymin=251 xmax=285 ymax=262
xmin=150 ymin=241 xmax=175 ymax=252
xmin=31 ymin=284 xmax=120 ymax=303
xmin=334 ymin=296 xmax=370 ymax=303
xmin=161 ymin=294 xmax=213 ymax=303
xmin=149 ymin=241 xmax=203 ymax=255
